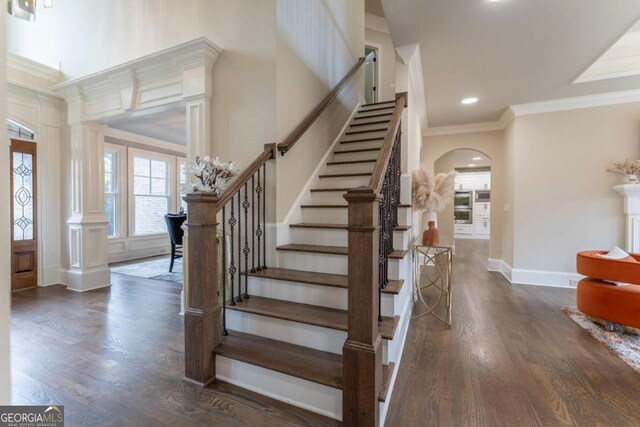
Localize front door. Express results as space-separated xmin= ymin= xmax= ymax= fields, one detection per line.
xmin=10 ymin=139 xmax=38 ymax=291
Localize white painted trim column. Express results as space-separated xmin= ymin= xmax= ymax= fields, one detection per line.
xmin=65 ymin=116 xmax=111 ymax=292
xmin=183 ymin=63 xmax=213 ymax=159
xmin=614 ymin=183 xmax=640 ymax=253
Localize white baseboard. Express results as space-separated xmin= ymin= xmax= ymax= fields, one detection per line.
xmin=487 ymin=258 xmax=582 ymax=289
xmin=487 ymin=258 xmax=512 ymax=282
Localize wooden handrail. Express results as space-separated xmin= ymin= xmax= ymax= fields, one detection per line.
xmin=368 ymin=92 xmax=407 ymax=192
xmin=215 ymin=143 xmax=276 ymax=211
xmin=277 ymin=57 xmax=366 ymax=156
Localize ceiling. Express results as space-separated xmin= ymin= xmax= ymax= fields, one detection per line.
xmin=365 ymin=0 xmax=385 ymax=18
xmin=381 ymin=0 xmax=640 ymax=128
xmin=436 ymin=149 xmax=491 ymax=169
xmin=108 ymin=108 xmax=186 ymax=146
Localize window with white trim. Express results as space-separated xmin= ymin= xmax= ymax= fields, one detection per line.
xmin=178 ymin=158 xmax=188 ymax=213
xmin=104 ymin=149 xmax=118 ymax=238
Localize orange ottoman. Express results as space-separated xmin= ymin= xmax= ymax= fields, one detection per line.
xmin=576 ymin=251 xmax=640 ymax=330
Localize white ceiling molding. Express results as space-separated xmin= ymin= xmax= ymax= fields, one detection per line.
xmin=424 ymin=121 xmax=503 ymax=137
xmin=104 ymin=127 xmax=186 ymax=155
xmin=396 ymin=43 xmax=428 ymax=131
xmin=510 ymin=88 xmax=640 ymax=116
xmin=8 ymin=81 xmax=63 ymax=104
xmin=7 ymin=53 xmax=62 ymax=84
xmin=51 ymin=37 xmax=222 ymax=124
xmin=365 ymin=13 xmax=389 ymax=34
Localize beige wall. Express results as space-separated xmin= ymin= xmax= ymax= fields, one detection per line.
xmin=422 ymin=130 xmax=505 ymax=260
xmin=501 ymin=121 xmax=515 ymax=267
xmin=365 ymin=27 xmax=396 ymax=102
xmin=1 ymin=12 xmax=11 ymax=404
xmin=511 ymin=103 xmax=640 ymax=273
xmin=275 ymin=0 xmax=364 ymax=221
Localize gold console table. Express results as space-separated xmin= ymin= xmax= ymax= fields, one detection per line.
xmin=412 ymin=236 xmax=453 ymax=326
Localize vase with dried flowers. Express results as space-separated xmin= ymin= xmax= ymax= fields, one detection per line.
xmin=412 ymin=168 xmax=456 ymax=246
xmin=182 ymin=156 xmax=241 ymax=195
xmin=611 ymin=159 xmax=640 ymax=184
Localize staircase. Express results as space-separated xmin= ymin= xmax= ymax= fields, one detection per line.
xmin=208 ymin=99 xmax=414 ymax=421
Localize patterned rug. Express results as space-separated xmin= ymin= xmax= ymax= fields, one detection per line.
xmin=562 ymin=306 xmax=640 ymax=374
xmin=111 ymin=258 xmax=183 ymax=283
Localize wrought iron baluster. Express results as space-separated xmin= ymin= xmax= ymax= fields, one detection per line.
xmin=222 ymin=207 xmax=228 ymax=335
xmin=251 ymin=175 xmax=256 ymax=273
xmin=243 ymin=183 xmax=250 ymax=299
xmin=256 ymin=168 xmax=263 ymax=271
xmin=262 ymin=162 xmax=267 ymax=270
xmin=236 ymin=192 xmax=243 ymax=303
xmin=228 ymin=200 xmax=236 ymax=306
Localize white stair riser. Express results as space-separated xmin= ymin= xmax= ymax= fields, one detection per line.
xmin=246 ymin=276 xmax=397 ymax=316
xmin=226 ymin=309 xmax=346 ymax=354
xmin=324 ymin=162 xmax=375 ymax=175
xmin=353 ymin=112 xmax=393 ymax=122
xmin=290 ymin=227 xmax=409 ymax=249
xmin=216 ymin=357 xmax=342 ymax=421
xmin=343 ymin=131 xmax=387 ymax=142
xmin=349 ymin=123 xmax=390 ymax=132
xmin=332 ymin=150 xmax=380 ymax=162
xmin=337 ymin=140 xmax=384 ymax=151
xmin=309 ymin=191 xmax=349 ymax=204
xmin=277 ymin=250 xmax=406 ymax=277
xmin=302 ymin=206 xmax=411 ymax=226
xmin=316 ymin=175 xmax=370 ymax=189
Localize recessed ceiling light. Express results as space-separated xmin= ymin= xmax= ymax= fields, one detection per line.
xmin=472 ymin=157 xmax=482 ymax=161
xmin=461 ymin=97 xmax=478 ymax=105
xmin=468 ymin=163 xmax=476 ymax=167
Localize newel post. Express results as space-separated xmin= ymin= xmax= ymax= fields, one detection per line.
xmin=183 ymin=193 xmax=221 ymax=387
xmin=343 ymin=187 xmax=382 ymax=426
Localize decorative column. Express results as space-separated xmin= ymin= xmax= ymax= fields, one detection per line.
xmin=65 ymin=109 xmax=111 ymax=291
xmin=614 ymin=183 xmax=640 ymax=253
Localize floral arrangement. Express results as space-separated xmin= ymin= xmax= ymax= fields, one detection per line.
xmin=412 ymin=168 xmax=456 ymax=212
xmin=612 ymin=159 xmax=640 ymax=176
xmin=182 ymin=156 xmax=241 ymax=195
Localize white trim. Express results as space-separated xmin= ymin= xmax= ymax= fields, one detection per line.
xmin=487 ymin=258 xmax=512 ymax=282
xmin=395 ymin=44 xmax=428 ymax=131
xmin=511 ymin=268 xmax=582 ymax=289
xmin=7 ymin=53 xmax=61 ymax=84
xmin=105 ymin=127 xmax=187 ymax=155
xmin=104 ymin=143 xmax=128 ymax=239
xmin=365 ymin=13 xmax=389 ymax=34
xmin=510 ymin=89 xmax=640 ymax=116
xmin=424 ymin=121 xmax=504 ymax=136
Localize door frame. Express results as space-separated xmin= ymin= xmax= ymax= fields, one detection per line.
xmin=364 ymin=42 xmax=382 ymax=103
xmin=7 ymin=121 xmax=43 ymax=288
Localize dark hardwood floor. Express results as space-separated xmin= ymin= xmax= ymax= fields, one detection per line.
xmin=11 ymin=270 xmax=338 ymax=427
xmin=384 ymin=239 xmax=640 ymax=427
xmin=11 ymin=240 xmax=640 ymax=426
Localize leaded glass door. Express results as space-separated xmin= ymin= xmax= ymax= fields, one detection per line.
xmin=10 ymin=139 xmax=37 ymax=291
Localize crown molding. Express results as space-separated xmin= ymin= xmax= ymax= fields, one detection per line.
xmin=423 ymin=121 xmax=504 ymax=137
xmin=7 ymin=53 xmax=62 ymax=84
xmin=510 ymin=88 xmax=640 ymax=116
xmin=396 ymin=43 xmax=428 ymax=131
xmin=365 ymin=13 xmax=389 ymax=34
xmin=7 ymin=80 xmax=64 ymax=103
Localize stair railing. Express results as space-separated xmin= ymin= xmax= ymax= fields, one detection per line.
xmin=183 ymin=144 xmax=276 ymax=386
xmin=342 ymin=92 xmax=406 ymax=426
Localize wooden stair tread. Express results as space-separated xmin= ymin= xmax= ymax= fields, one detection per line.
xmin=226 ymin=295 xmax=399 ymax=339
xmin=215 ymin=331 xmax=395 ymax=401
xmin=242 ymin=267 xmax=404 ymax=295
xmin=350 ymin=119 xmax=391 ymax=127
xmin=215 ymin=330 xmax=342 ymax=389
xmin=362 ymin=100 xmax=396 ymax=107
xmin=357 ymin=105 xmax=395 ymax=113
xmin=309 ymin=187 xmax=352 ymax=193
xmin=353 ymin=112 xmax=393 ymax=120
xmin=345 ymin=128 xmax=388 ymax=135
xmin=290 ymin=223 xmax=411 ymax=232
xmin=277 ymin=243 xmax=408 ymax=260
xmin=341 ymin=137 xmax=385 ymax=144
xmin=300 ymin=204 xmax=411 ymax=208
xmin=319 ymin=172 xmax=371 ymax=179
xmin=333 ymin=147 xmax=380 ymax=155
xmin=326 ymin=159 xmax=377 ymax=165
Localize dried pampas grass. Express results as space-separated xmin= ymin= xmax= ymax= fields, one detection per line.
xmin=412 ymin=168 xmax=456 ymax=212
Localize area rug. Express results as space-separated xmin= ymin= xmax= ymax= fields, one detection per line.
xmin=562 ymin=306 xmax=640 ymax=374
xmin=111 ymin=258 xmax=183 ymax=283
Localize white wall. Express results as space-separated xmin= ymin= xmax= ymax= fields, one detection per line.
xmin=275 ymin=0 xmax=364 ymax=222
xmin=511 ymin=103 xmax=640 ymax=275
xmin=1 ymin=12 xmax=11 ymax=404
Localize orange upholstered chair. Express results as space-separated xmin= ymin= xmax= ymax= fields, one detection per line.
xmin=576 ymin=251 xmax=640 ymax=330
